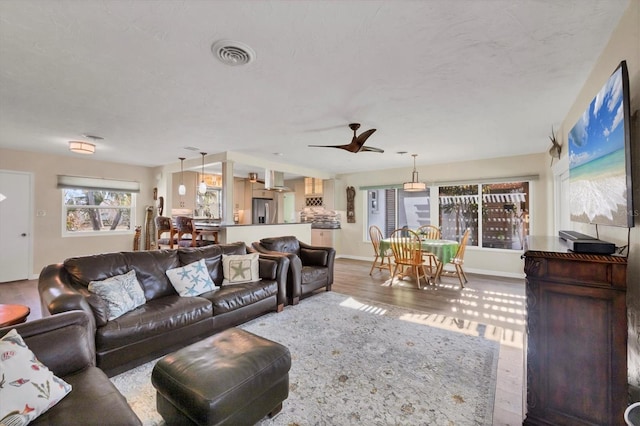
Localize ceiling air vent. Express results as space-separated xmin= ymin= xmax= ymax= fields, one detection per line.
xmin=211 ymin=40 xmax=256 ymax=66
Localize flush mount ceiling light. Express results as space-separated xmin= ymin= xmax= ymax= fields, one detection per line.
xmin=178 ymin=157 xmax=186 ymax=196
xmin=69 ymin=134 xmax=104 ymax=154
xmin=69 ymin=134 xmax=103 ymax=154
xmin=403 ymin=154 xmax=427 ymax=192
xmin=198 ymin=152 xmax=207 ymax=194
xmin=211 ymin=40 xmax=256 ymax=66
xmin=68 ymin=141 xmax=95 ymax=154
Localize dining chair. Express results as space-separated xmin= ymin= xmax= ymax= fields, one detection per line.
xmin=155 ymin=216 xmax=177 ymax=248
xmin=416 ymin=225 xmax=441 ymax=239
xmin=389 ymin=228 xmax=430 ymax=289
xmin=416 ymin=225 xmax=441 ymax=275
xmin=435 ymin=229 xmax=470 ymax=287
xmin=174 ymin=216 xmax=215 ymax=247
xmin=368 ymin=225 xmax=392 ymax=276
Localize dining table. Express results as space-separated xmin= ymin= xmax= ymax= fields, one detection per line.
xmin=379 ymin=238 xmax=459 ymax=265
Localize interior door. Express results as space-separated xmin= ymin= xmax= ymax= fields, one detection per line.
xmin=0 ymin=170 xmax=31 ymax=282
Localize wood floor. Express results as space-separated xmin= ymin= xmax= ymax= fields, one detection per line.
xmin=0 ymin=257 xmax=526 ymax=425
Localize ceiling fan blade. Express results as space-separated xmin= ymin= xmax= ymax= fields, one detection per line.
xmin=355 ymin=128 xmax=377 ymax=145
xmin=360 ymin=145 xmax=384 ymax=153
xmin=308 ymin=144 xmax=350 ymax=149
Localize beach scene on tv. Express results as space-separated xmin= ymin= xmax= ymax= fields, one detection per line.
xmin=568 ymin=65 xmax=629 ymax=227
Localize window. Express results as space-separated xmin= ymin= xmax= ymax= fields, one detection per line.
xmin=439 ymin=185 xmax=479 ymax=245
xmin=58 ymin=175 xmax=140 ymax=236
xmin=438 ymin=181 xmax=530 ymax=250
xmin=481 ymin=182 xmax=529 ymax=250
xmin=63 ymin=189 xmax=135 ymax=234
xmin=366 ymin=187 xmax=431 ymax=238
xmin=365 ymin=179 xmax=531 ymax=250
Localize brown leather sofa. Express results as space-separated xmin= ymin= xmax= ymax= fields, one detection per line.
xmin=252 ymin=236 xmax=335 ymax=305
xmin=38 ymin=242 xmax=289 ymax=376
xmin=0 ymin=311 xmax=142 ymax=425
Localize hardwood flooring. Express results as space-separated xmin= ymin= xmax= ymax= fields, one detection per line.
xmin=0 ymin=257 xmax=526 ymax=425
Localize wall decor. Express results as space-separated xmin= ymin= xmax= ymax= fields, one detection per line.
xmin=347 ymin=186 xmax=356 ymax=223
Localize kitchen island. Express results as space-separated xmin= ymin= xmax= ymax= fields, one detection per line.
xmin=219 ymin=223 xmax=312 ymax=247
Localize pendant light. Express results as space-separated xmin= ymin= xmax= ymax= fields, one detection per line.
xmin=198 ymin=152 xmax=207 ymax=194
xmin=403 ymin=154 xmax=427 ymax=192
xmin=178 ymin=157 xmax=186 ymax=196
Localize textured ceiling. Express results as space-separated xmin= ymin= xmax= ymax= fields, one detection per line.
xmin=0 ymin=0 xmax=630 ymax=176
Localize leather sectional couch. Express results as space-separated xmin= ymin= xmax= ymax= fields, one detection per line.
xmin=0 ymin=311 xmax=142 ymax=425
xmin=38 ymin=242 xmax=289 ymax=376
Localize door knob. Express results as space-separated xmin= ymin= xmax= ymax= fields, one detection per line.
xmin=21 ymin=233 xmax=27 ymax=237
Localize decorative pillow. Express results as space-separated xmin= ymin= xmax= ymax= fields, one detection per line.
xmin=166 ymin=258 xmax=217 ymax=296
xmin=88 ymin=270 xmax=145 ymax=321
xmin=0 ymin=329 xmax=72 ymax=425
xmin=222 ymin=253 xmax=260 ymax=285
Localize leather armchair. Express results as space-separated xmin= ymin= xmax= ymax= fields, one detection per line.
xmin=0 ymin=311 xmax=141 ymax=425
xmin=252 ymin=236 xmax=335 ymax=305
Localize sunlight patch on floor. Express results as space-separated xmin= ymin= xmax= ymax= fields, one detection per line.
xmin=339 ymin=297 xmax=387 ymax=315
xmin=398 ymin=312 xmax=503 ymax=343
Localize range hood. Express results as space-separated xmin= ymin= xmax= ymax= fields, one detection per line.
xmin=264 ymin=169 xmax=290 ymax=192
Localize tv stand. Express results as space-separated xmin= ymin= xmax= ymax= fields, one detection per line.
xmin=558 ymin=230 xmax=615 ymax=255
xmin=523 ymin=236 xmax=627 ymax=425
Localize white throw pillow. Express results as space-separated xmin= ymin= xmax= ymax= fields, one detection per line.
xmin=0 ymin=329 xmax=72 ymax=425
xmin=222 ymin=253 xmax=260 ymax=285
xmin=166 ymin=258 xmax=217 ymax=296
xmin=88 ymin=270 xmax=145 ymax=320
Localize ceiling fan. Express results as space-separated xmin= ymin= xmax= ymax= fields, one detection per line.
xmin=308 ymin=123 xmax=384 ymax=153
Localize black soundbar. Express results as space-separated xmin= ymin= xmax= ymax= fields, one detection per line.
xmin=559 ymin=230 xmax=597 ymax=241
xmin=558 ymin=230 xmax=616 ymax=255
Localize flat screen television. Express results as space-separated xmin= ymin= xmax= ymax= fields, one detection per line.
xmin=568 ymin=60 xmax=634 ymax=228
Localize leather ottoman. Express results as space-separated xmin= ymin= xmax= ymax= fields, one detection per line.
xmin=151 ymin=327 xmax=291 ymax=426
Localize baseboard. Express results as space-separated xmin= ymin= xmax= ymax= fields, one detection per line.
xmin=337 ymin=255 xmax=525 ymax=280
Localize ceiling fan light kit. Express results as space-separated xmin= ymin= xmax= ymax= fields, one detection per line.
xmin=403 ymin=154 xmax=427 ymax=192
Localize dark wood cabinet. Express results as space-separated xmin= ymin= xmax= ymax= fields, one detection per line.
xmin=523 ymin=237 xmax=627 ymax=425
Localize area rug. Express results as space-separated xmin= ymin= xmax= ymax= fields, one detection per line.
xmin=111 ymin=291 xmax=500 ymax=425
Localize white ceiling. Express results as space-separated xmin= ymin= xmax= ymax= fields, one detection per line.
xmin=0 ymin=0 xmax=630 ymax=177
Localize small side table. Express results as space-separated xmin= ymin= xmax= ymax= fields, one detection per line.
xmin=0 ymin=304 xmax=30 ymax=327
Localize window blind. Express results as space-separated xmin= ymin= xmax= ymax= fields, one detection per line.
xmin=57 ymin=175 xmax=140 ymax=193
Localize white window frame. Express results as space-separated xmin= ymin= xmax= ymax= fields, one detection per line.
xmin=58 ymin=175 xmax=138 ymax=237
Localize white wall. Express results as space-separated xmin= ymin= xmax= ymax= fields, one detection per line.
xmin=554 ymin=0 xmax=640 ymax=390
xmin=0 ymin=148 xmax=156 ymax=276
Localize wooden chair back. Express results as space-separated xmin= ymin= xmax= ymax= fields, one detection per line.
xmin=389 ymin=229 xmax=423 ymax=267
xmin=155 ymin=216 xmax=173 ymax=238
xmin=368 ymin=225 xmax=392 ymax=275
xmin=369 ymin=225 xmax=383 ymax=255
xmin=389 ymin=228 xmax=431 ymax=288
xmin=434 ymin=228 xmax=471 ymax=288
xmin=452 ymin=229 xmax=470 ymax=265
xmin=417 ymin=225 xmax=441 ymax=240
xmin=174 ymin=216 xmax=195 ymax=234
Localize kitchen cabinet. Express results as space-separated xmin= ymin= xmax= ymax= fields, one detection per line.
xmin=311 ymin=229 xmax=335 ymax=247
xmin=522 ymin=236 xmax=627 ymax=425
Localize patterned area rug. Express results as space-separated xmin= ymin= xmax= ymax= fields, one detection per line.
xmin=111 ymin=291 xmax=500 ymax=425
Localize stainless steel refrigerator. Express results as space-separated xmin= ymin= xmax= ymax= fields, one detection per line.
xmin=252 ymin=198 xmax=277 ymax=224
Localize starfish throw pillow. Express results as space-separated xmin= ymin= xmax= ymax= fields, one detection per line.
xmin=166 ymin=258 xmax=217 ymax=296
xmin=222 ymin=253 xmax=260 ymax=285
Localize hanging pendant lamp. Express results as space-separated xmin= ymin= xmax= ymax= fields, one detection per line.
xmin=198 ymin=152 xmax=207 ymax=194
xmin=403 ymin=154 xmax=427 ymax=192
xmin=178 ymin=157 xmax=186 ymax=196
